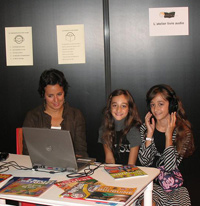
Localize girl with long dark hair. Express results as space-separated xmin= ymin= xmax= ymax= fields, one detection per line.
xmin=98 ymin=89 xmax=142 ymax=165
xmin=137 ymin=84 xmax=194 ymax=206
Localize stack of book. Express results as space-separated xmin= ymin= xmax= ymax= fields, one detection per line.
xmin=55 ymin=165 xmax=147 ymax=205
xmin=0 ymin=165 xmax=147 ymax=205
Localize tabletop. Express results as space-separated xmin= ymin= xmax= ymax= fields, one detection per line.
xmin=0 ymin=154 xmax=160 ymax=206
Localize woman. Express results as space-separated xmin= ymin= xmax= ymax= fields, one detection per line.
xmin=23 ymin=68 xmax=88 ymax=157
xmin=137 ymin=84 xmax=195 ymax=206
xmin=98 ymin=89 xmax=142 ymax=165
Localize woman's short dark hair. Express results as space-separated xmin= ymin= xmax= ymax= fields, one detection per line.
xmin=38 ymin=68 xmax=69 ymax=98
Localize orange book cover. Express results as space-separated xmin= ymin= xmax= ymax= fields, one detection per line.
xmin=86 ymin=185 xmax=137 ymax=204
xmin=0 ymin=174 xmax=12 ymax=183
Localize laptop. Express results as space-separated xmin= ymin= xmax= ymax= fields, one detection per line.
xmin=22 ymin=127 xmax=94 ymax=173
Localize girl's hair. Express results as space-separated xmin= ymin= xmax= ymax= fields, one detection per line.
xmin=38 ymin=68 xmax=69 ymax=98
xmin=102 ymin=89 xmax=142 ymax=149
xmin=146 ymin=84 xmax=195 ymax=158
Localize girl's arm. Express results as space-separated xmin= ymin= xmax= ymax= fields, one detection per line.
xmin=138 ymin=124 xmax=157 ymax=166
xmin=128 ymin=146 xmax=139 ymax=165
xmin=144 ymin=112 xmax=155 ymax=147
xmin=165 ymin=112 xmax=176 ymax=148
xmin=103 ymin=144 xmax=115 ymax=164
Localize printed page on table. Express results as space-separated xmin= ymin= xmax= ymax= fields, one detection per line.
xmin=104 ymin=165 xmax=148 ymax=180
xmin=59 ymin=176 xmax=104 ymax=200
xmin=86 ymin=185 xmax=137 ymax=204
xmin=0 ymin=174 xmax=13 ymax=188
xmin=0 ymin=177 xmax=55 ymax=197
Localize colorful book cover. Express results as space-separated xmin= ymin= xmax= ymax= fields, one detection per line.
xmin=104 ymin=165 xmax=147 ymax=180
xmin=60 ymin=176 xmax=103 ymax=199
xmin=0 ymin=174 xmax=12 ymax=183
xmin=0 ymin=177 xmax=55 ymax=197
xmin=55 ymin=176 xmax=94 ymax=191
xmin=86 ymin=185 xmax=137 ymax=204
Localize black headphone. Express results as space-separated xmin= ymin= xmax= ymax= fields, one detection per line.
xmin=147 ymin=84 xmax=178 ymax=114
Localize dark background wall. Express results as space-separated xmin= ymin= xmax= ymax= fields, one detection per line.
xmin=0 ymin=0 xmax=105 ymax=157
xmin=0 ymin=0 xmax=200 ymax=205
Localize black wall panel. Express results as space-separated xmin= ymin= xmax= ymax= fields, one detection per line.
xmin=109 ymin=0 xmax=200 ymax=145
xmin=0 ymin=0 xmax=105 ymax=157
xmin=109 ymin=1 xmax=200 ymax=204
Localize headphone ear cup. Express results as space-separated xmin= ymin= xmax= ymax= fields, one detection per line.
xmin=169 ymin=99 xmax=178 ymax=114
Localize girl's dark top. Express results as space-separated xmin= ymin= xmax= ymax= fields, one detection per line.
xmin=98 ymin=118 xmax=141 ymax=165
xmin=152 ymin=129 xmax=166 ymax=167
xmin=113 ymin=130 xmax=131 ymax=165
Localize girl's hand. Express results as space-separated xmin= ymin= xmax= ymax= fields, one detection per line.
xmin=165 ymin=112 xmax=176 ymax=143
xmin=145 ymin=112 xmax=155 ymax=137
xmin=103 ymin=144 xmax=115 ymax=164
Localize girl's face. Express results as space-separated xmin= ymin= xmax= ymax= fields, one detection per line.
xmin=111 ymin=94 xmax=129 ymax=121
xmin=44 ymin=84 xmax=65 ymax=111
xmin=150 ymin=93 xmax=170 ymax=121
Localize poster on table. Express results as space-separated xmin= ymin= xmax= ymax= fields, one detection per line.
xmin=5 ymin=27 xmax=33 ymax=66
xmin=149 ymin=7 xmax=189 ymax=36
xmin=57 ymin=24 xmax=86 ymax=64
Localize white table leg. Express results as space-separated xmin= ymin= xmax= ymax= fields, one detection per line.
xmin=0 ymin=198 xmax=6 ymax=204
xmin=144 ymin=181 xmax=153 ymax=206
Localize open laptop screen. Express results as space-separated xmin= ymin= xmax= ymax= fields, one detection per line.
xmin=22 ymin=127 xmax=79 ymax=172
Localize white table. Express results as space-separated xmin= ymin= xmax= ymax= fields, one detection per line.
xmin=0 ymin=154 xmax=160 ymax=206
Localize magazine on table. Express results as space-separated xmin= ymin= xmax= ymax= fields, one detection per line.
xmin=59 ymin=176 xmax=104 ymax=199
xmin=0 ymin=174 xmax=12 ymax=184
xmin=55 ymin=176 xmax=95 ymax=191
xmin=104 ymin=165 xmax=147 ymax=180
xmin=0 ymin=177 xmax=55 ymax=197
xmin=86 ymin=185 xmax=137 ymax=204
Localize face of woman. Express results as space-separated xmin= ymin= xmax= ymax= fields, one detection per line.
xmin=150 ymin=93 xmax=170 ymax=121
xmin=111 ymin=94 xmax=129 ymax=121
xmin=44 ymin=84 xmax=65 ymax=111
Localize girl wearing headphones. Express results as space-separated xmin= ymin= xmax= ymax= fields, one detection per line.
xmin=98 ymin=89 xmax=142 ymax=165
xmin=137 ymin=84 xmax=194 ymax=206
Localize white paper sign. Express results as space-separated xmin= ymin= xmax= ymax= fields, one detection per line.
xmin=149 ymin=7 xmax=189 ymax=36
xmin=57 ymin=24 xmax=86 ymax=64
xmin=5 ymin=27 xmax=33 ymax=66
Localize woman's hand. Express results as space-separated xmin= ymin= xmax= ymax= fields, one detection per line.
xmin=145 ymin=112 xmax=155 ymax=137
xmin=165 ymin=112 xmax=176 ymax=146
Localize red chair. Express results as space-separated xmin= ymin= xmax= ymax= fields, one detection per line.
xmin=16 ymin=128 xmax=36 ymax=206
xmin=16 ymin=128 xmax=23 ymax=155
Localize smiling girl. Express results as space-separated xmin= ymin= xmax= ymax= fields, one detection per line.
xmin=98 ymin=89 xmax=142 ymax=165
xmin=137 ymin=84 xmax=194 ymax=206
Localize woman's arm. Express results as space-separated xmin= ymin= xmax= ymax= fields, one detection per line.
xmin=103 ymin=144 xmax=115 ymax=164
xmin=73 ymin=110 xmax=88 ymax=157
xmin=128 ymin=146 xmax=139 ymax=165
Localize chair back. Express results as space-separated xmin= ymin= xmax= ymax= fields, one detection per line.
xmin=16 ymin=128 xmax=23 ymax=155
